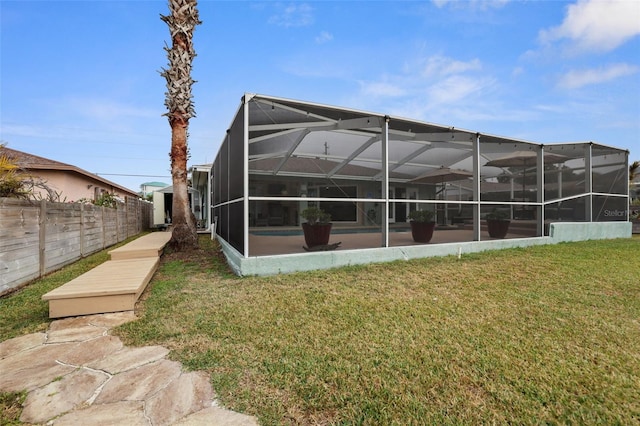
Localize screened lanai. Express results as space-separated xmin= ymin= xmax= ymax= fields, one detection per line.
xmin=212 ymin=94 xmax=629 ymax=262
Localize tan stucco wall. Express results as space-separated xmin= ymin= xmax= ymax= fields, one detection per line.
xmin=31 ymin=170 xmax=136 ymax=202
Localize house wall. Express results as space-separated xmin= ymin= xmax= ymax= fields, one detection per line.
xmin=141 ymin=184 xmax=167 ymax=197
xmin=248 ymin=179 xmax=440 ymax=228
xmin=31 ymin=170 xmax=136 ymax=202
xmin=153 ymin=191 xmax=166 ymax=226
xmin=189 ymin=167 xmax=212 ymax=229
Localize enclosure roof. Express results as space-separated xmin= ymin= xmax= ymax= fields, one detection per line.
xmin=242 ymin=93 xmax=611 ymax=183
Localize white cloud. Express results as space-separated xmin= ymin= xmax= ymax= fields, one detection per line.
xmin=422 ymin=56 xmax=482 ymax=77
xmin=539 ymin=0 xmax=640 ymax=53
xmin=360 ymin=80 xmax=406 ymax=97
xmin=1 ymin=123 xmax=49 ymax=140
xmin=432 ymin=0 xmax=509 ymax=10
xmin=427 ymin=75 xmax=495 ymax=104
xmin=358 ymin=54 xmax=490 ymax=105
xmin=432 ymin=0 xmax=450 ymax=7
xmin=353 ymin=52 xmax=497 ymax=126
xmin=534 ymin=104 xmax=571 ymax=114
xmin=0 ymin=121 xmax=162 ymax=145
xmin=557 ymin=63 xmax=639 ymax=89
xmin=64 ymin=97 xmax=158 ymax=121
xmin=315 ymin=31 xmax=333 ymax=44
xmin=268 ymin=3 xmax=314 ymax=28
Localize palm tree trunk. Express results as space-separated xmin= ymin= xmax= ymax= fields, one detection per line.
xmin=161 ymin=0 xmax=201 ymax=250
xmin=170 ymin=116 xmax=197 ymax=249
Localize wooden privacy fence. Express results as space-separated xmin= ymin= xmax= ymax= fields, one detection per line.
xmin=0 ymin=197 xmax=153 ymax=295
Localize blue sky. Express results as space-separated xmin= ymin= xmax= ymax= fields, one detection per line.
xmin=1 ymin=0 xmax=639 ymax=192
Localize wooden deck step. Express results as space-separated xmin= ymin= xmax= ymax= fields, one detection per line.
xmin=42 ymin=257 xmax=160 ymax=318
xmin=108 ymin=231 xmax=172 ymax=260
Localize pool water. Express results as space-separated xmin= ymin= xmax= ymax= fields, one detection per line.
xmin=251 ymin=228 xmax=409 ymax=236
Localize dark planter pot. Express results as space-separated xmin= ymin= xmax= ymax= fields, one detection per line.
xmin=302 ymin=223 xmax=332 ymax=247
xmin=487 ymin=219 xmax=510 ymax=239
xmin=410 ymin=221 xmax=436 ymax=243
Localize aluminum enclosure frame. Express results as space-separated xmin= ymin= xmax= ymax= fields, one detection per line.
xmin=211 ymin=93 xmax=630 ymax=275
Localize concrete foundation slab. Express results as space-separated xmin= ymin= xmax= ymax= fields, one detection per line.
xmin=220 ymin=222 xmax=632 ymax=276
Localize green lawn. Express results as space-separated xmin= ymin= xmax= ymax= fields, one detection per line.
xmin=0 ymin=234 xmax=145 ymax=340
xmin=2 ymin=236 xmax=639 ymax=425
xmin=117 ymin=236 xmax=640 ymax=425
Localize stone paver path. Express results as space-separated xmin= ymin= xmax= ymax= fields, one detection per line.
xmin=0 ymin=312 xmax=259 ymax=425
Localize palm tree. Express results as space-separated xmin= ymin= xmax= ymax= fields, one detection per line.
xmin=630 ymin=160 xmax=640 ymax=201
xmin=160 ymin=0 xmax=201 ymax=249
xmin=0 ymin=144 xmax=28 ymax=198
xmin=630 ymin=160 xmax=639 ymax=183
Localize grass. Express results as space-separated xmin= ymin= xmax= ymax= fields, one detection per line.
xmin=114 ymin=235 xmax=640 ymax=425
xmin=0 ymin=234 xmax=146 ymax=340
xmin=2 ymin=235 xmax=639 ymax=424
xmin=0 ymin=391 xmax=26 ymax=425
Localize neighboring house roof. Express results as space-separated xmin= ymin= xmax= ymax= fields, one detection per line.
xmin=155 ymin=185 xmax=198 ymax=194
xmin=1 ymin=146 xmax=139 ymax=197
xmin=141 ymin=181 xmax=169 ymax=187
xmin=189 ymin=163 xmax=212 ymax=172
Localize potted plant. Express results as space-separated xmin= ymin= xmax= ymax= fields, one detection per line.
xmin=301 ymin=206 xmax=332 ymax=248
xmin=486 ymin=208 xmax=510 ymax=238
xmin=408 ymin=209 xmax=436 ymax=243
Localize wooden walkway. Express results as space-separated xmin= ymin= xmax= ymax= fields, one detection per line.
xmin=42 ymin=232 xmax=172 ymax=318
xmin=108 ymin=231 xmax=174 ymax=260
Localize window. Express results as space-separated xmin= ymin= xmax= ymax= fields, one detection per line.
xmin=317 ymin=185 xmax=357 ymax=222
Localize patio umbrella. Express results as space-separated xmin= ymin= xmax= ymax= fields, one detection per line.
xmin=485 ymin=151 xmax=568 ymax=199
xmin=409 ymin=167 xmax=473 ymax=185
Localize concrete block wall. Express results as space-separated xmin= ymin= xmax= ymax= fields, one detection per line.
xmin=218 ymin=222 xmax=632 ymax=277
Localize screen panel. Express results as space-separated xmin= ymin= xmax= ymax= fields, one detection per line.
xmin=593 ymin=195 xmax=628 ymax=221
xmin=229 ymin=108 xmax=245 ymax=200
xmin=592 ymin=145 xmax=627 ymax=195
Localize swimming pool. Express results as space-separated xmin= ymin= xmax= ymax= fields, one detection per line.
xmin=251 ymin=228 xmax=410 ymax=236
